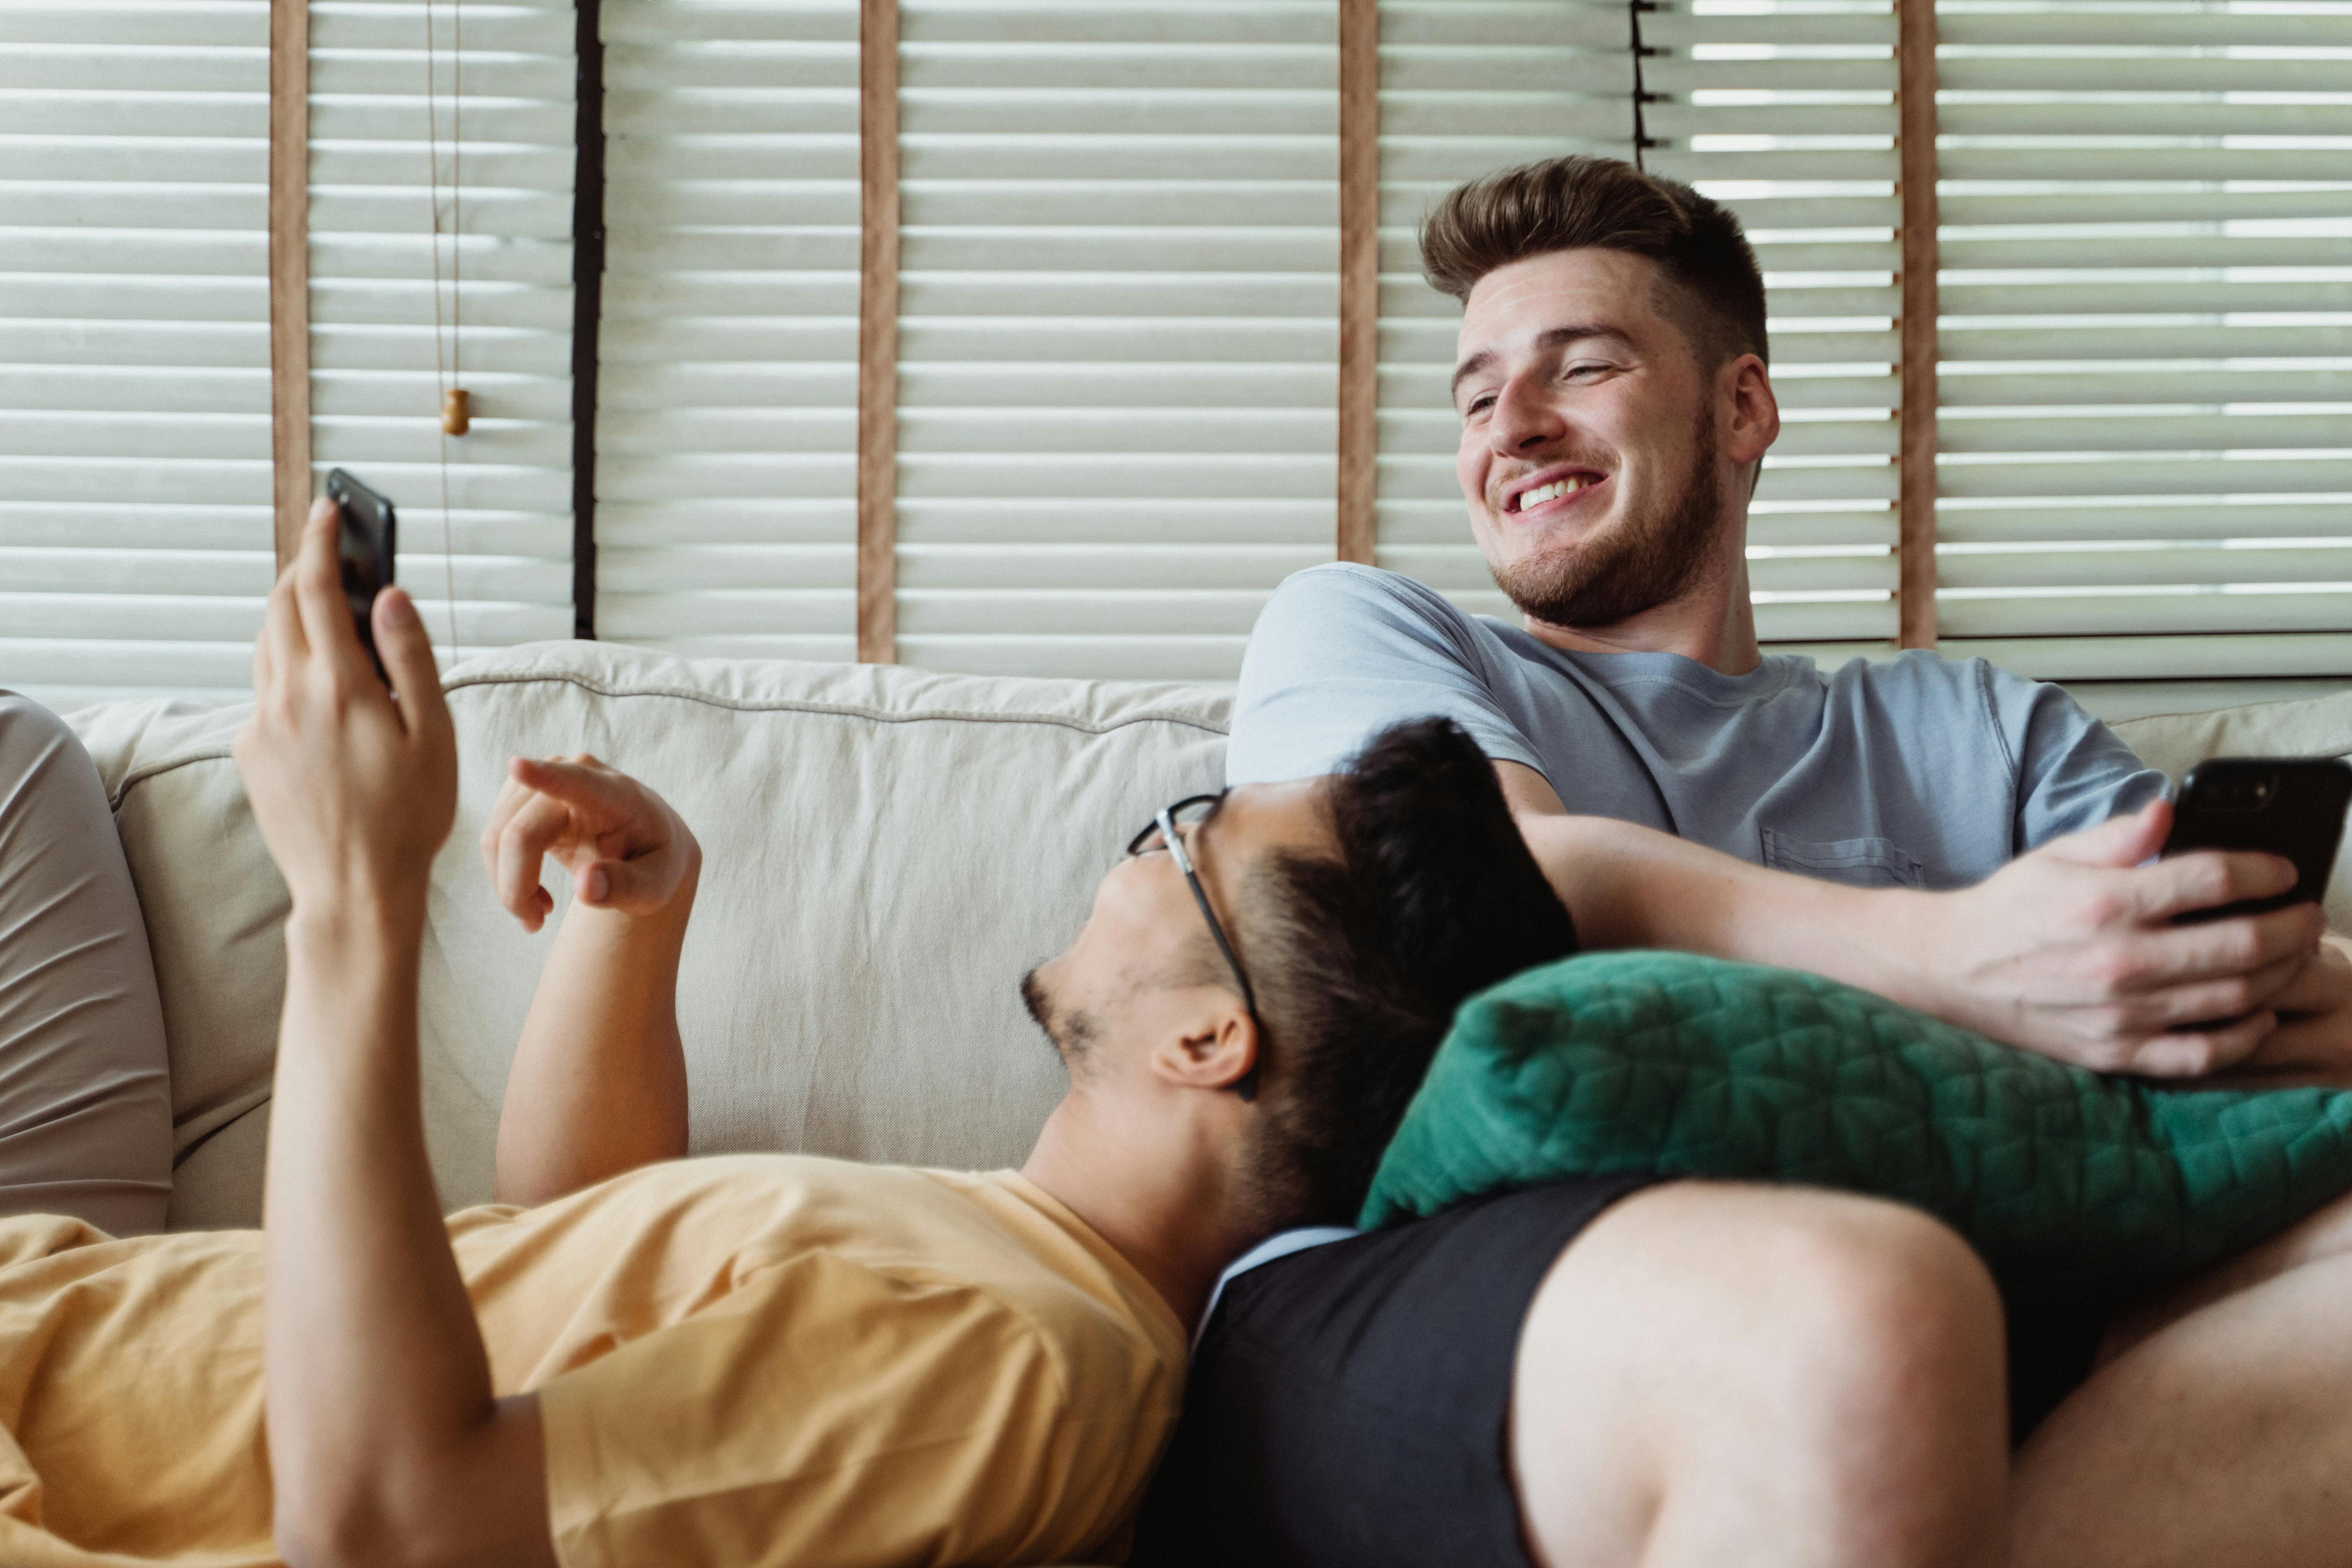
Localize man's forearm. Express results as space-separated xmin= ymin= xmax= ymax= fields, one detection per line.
xmin=1515 ymin=800 xmax=2332 ymax=1078
xmin=1518 ymin=812 xmax=1929 ymax=1004
xmin=264 ymin=904 xmax=548 ymax=1562
xmin=494 ymin=872 xmax=693 ymax=1207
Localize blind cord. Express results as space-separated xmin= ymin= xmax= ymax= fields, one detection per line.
xmin=424 ymin=0 xmax=463 ymax=662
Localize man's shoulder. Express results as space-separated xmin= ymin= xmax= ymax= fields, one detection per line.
xmin=1261 ymin=561 xmax=1487 ymax=634
xmin=1248 ymin=564 xmax=1545 ymax=684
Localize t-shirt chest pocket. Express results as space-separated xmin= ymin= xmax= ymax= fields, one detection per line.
xmin=1759 ymin=828 xmax=1928 ymax=890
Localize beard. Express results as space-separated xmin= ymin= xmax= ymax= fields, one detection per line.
xmin=1489 ymin=411 xmax=1722 ymax=630
xmin=1020 ymin=964 xmax=1098 ymax=1071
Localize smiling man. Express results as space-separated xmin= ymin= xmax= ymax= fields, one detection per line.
xmin=1130 ymin=157 xmax=2352 ymax=1568
xmin=1233 ymin=156 xmax=2352 ymax=1083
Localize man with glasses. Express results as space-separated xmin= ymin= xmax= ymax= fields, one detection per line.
xmin=0 ymin=505 xmax=1582 ymax=1565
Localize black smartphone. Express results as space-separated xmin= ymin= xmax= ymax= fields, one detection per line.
xmin=2161 ymin=757 xmax=2352 ymax=924
xmin=324 ymin=468 xmax=397 ymax=682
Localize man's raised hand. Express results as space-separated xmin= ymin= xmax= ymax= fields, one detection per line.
xmin=234 ymin=496 xmax=456 ymax=921
xmin=1915 ymin=796 xmax=2325 ymax=1077
xmin=480 ymin=754 xmax=701 ymax=933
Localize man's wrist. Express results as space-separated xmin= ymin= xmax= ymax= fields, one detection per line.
xmin=1825 ymin=885 xmax=1952 ymax=1022
xmin=283 ymin=887 xmax=427 ymax=965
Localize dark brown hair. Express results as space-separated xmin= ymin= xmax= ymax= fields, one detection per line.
xmin=1421 ymin=156 xmax=1768 ymax=368
xmin=1236 ymin=717 xmax=1579 ymax=1226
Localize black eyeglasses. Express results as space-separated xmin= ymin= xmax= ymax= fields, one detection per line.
xmin=1126 ymin=791 xmax=1263 ymax=1103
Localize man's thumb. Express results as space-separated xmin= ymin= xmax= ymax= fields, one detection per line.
xmin=577 ymin=855 xmax=666 ymax=913
xmin=373 ymin=587 xmax=445 ymax=731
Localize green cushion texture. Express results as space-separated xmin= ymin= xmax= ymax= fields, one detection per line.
xmin=1362 ymin=951 xmax=2352 ymax=1304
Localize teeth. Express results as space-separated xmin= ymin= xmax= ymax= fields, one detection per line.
xmin=1514 ymin=475 xmax=1593 ymax=512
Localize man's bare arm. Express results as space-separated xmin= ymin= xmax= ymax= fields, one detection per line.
xmin=483 ymin=756 xmax=697 ymax=1207
xmin=239 ymin=503 xmax=557 ymax=1567
xmin=1495 ymin=760 xmax=2339 ymax=1078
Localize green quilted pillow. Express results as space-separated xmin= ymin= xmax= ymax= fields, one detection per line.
xmin=1362 ymin=951 xmax=2352 ymax=1305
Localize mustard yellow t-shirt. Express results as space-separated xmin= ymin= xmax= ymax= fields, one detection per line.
xmin=0 ymin=1155 xmax=1187 ymax=1568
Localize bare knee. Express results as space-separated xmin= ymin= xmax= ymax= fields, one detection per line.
xmin=1512 ymin=1185 xmax=2007 ymax=1568
xmin=1754 ymin=1191 xmax=2006 ymax=1425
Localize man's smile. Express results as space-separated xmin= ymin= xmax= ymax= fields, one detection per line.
xmin=1501 ymin=463 xmax=1612 ymax=521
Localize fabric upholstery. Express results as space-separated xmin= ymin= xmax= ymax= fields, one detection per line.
xmin=69 ymin=642 xmax=1229 ymax=1228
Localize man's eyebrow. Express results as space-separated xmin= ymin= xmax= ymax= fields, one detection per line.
xmin=1450 ymin=348 xmax=1497 ymax=399
xmin=1450 ymin=323 xmax=1637 ymax=399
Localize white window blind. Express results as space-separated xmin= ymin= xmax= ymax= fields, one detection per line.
xmin=308 ymin=0 xmax=577 ymax=661
xmin=1933 ymin=0 xmax=2352 ymax=684
xmin=595 ymin=0 xmax=861 ymax=661
xmin=1375 ymin=0 xmax=1904 ymax=664
xmin=0 ymin=1 xmax=274 ymax=709
xmin=891 ymin=0 xmax=1339 ymax=679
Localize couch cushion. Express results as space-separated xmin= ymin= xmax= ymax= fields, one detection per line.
xmin=2111 ymin=687 xmax=2352 ymax=931
xmin=73 ymin=643 xmax=1230 ymax=1228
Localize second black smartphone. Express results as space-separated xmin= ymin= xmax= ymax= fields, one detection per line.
xmin=2161 ymin=757 xmax=2352 ymax=924
xmin=324 ymin=468 xmax=397 ymax=682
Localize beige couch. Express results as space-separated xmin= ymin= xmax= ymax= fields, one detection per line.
xmin=57 ymin=640 xmax=2352 ymax=1231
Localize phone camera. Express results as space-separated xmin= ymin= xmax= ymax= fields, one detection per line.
xmin=2206 ymin=774 xmax=2278 ymax=812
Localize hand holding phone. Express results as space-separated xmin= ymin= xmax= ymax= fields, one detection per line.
xmin=2161 ymin=757 xmax=2352 ymax=924
xmin=324 ymin=468 xmax=397 ymax=684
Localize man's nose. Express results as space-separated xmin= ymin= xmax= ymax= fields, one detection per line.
xmin=1487 ymin=370 xmax=1567 ymax=454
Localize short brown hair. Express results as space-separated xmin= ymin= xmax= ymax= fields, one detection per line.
xmin=1421 ymin=156 xmax=1768 ymax=368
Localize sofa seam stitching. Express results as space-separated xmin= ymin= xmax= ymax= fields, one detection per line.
xmin=108 ymin=750 xmax=236 ymax=810
xmin=438 ymin=669 xmax=1234 ymax=738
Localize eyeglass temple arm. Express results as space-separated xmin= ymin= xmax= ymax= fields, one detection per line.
xmin=1161 ymin=809 xmax=1263 ymax=1103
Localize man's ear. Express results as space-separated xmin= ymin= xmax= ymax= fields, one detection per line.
xmin=1147 ymin=1002 xmax=1259 ymax=1097
xmin=1723 ymin=352 xmax=1779 ymax=470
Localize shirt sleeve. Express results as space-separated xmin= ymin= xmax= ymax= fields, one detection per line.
xmin=534 ymin=1256 xmax=1160 ymax=1568
xmin=1227 ymin=564 xmax=1546 ymax=785
xmin=1982 ymin=661 xmax=2170 ymax=851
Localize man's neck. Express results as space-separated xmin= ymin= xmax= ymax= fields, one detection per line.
xmin=1519 ymin=551 xmax=1762 ymax=674
xmin=1019 ymin=1096 xmax=1256 ymax=1332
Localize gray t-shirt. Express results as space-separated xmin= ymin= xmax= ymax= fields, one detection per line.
xmin=1228 ymin=564 xmax=2166 ymax=890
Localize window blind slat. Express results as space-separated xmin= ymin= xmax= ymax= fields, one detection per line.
xmin=1945 ymin=634 xmax=2352 ymax=682
xmin=1944 ymin=592 xmax=2352 ymax=641
xmin=1943 ymin=501 xmax=2352 ymax=544
xmin=1940 ymin=148 xmax=2352 ymax=182
xmin=1946 ymin=325 xmax=2352 ymax=362
xmin=1943 ymin=457 xmax=2352 ymax=499
xmin=1938 ymin=9 xmax=2348 ymax=47
xmin=0 ymin=6 xmax=259 ymax=47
